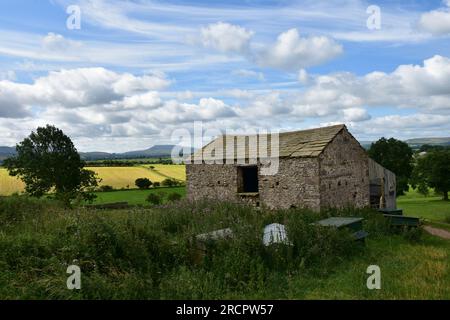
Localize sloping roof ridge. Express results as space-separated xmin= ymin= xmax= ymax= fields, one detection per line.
xmin=218 ymin=124 xmax=346 ymax=138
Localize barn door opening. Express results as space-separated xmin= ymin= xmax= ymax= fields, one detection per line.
xmin=238 ymin=166 xmax=259 ymax=193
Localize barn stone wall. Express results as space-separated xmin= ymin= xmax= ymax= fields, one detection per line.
xmin=186 ymin=158 xmax=321 ymax=210
xmin=318 ymin=129 xmax=370 ymax=209
xmin=259 ymin=157 xmax=320 ymax=210
xmin=187 ymin=128 xmax=375 ymax=211
xmin=186 ymin=163 xmax=239 ymax=202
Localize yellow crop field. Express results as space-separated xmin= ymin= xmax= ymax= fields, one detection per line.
xmin=0 ymin=165 xmax=187 ymax=195
xmin=0 ymin=168 xmax=25 ymax=195
xmin=148 ymin=164 xmax=186 ymax=181
xmin=89 ymin=165 xmax=186 ymax=189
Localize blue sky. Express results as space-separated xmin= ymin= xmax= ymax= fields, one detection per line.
xmin=0 ymin=0 xmax=450 ymax=152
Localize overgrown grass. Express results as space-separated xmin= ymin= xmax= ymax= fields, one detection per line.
xmin=1 ymin=196 xmax=447 ymax=300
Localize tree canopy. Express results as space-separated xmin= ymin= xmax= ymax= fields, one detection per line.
xmin=367 ymin=137 xmax=413 ymax=195
xmin=413 ymin=149 xmax=450 ymax=201
xmin=135 ymin=178 xmax=153 ymax=189
xmin=4 ymin=125 xmax=99 ymax=205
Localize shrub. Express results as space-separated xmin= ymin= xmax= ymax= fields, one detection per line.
xmin=153 ymin=182 xmax=160 ymax=187
xmin=146 ymin=193 xmax=163 ymax=205
xmin=161 ymin=178 xmax=179 ymax=187
xmin=135 ymin=178 xmax=152 ymax=190
xmin=167 ymin=192 xmax=182 ymax=202
xmin=98 ymin=185 xmax=114 ymax=192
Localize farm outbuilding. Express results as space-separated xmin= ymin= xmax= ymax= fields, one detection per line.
xmin=186 ymin=124 xmax=396 ymax=211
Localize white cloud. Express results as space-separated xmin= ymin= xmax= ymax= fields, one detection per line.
xmin=342 ymin=108 xmax=371 ymax=122
xmin=122 ymin=92 xmax=162 ymax=109
xmin=201 ymin=22 xmax=253 ymax=53
xmin=293 ymin=55 xmax=450 ymax=115
xmin=419 ymin=2 xmax=450 ymax=35
xmin=0 ymin=67 xmax=170 ymax=110
xmin=149 ymin=98 xmax=236 ymax=124
xmin=257 ymin=28 xmax=343 ymax=71
xmin=42 ymin=32 xmax=82 ymax=51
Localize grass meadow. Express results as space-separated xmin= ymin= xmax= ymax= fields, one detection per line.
xmin=398 ymin=187 xmax=450 ymax=223
xmin=92 ymin=187 xmax=186 ymax=205
xmin=0 ymin=166 xmax=449 ymax=299
xmin=0 ymin=197 xmax=448 ymax=300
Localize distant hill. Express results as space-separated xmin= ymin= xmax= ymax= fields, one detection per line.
xmin=360 ymin=138 xmax=450 ymax=150
xmin=0 ymin=145 xmax=190 ymax=163
xmin=80 ymin=145 xmax=192 ymax=161
xmin=0 ymin=146 xmax=16 ymax=162
xmin=404 ymin=137 xmax=450 ymax=147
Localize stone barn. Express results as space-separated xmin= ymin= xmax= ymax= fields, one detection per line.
xmin=186 ymin=124 xmax=396 ymax=211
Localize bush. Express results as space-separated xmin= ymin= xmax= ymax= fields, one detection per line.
xmin=98 ymin=185 xmax=114 ymax=192
xmin=153 ymin=182 xmax=160 ymax=187
xmin=167 ymin=192 xmax=182 ymax=202
xmin=146 ymin=193 xmax=163 ymax=205
xmin=135 ymin=178 xmax=152 ymax=190
xmin=161 ymin=178 xmax=179 ymax=187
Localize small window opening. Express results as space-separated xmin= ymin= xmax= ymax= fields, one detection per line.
xmin=238 ymin=166 xmax=259 ymax=193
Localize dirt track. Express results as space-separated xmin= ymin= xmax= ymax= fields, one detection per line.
xmin=423 ymin=226 xmax=450 ymax=240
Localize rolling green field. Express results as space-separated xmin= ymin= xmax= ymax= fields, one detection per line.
xmin=0 ymin=165 xmax=186 ymax=195
xmin=92 ymin=187 xmax=186 ymax=205
xmin=398 ymin=188 xmax=450 ymax=222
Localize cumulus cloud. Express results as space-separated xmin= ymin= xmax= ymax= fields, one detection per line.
xmin=418 ymin=2 xmax=450 ymax=35
xmin=0 ymin=67 xmax=170 ymax=109
xmin=2 ymin=56 xmax=450 ymax=150
xmin=152 ymin=98 xmax=236 ymax=124
xmin=342 ymin=108 xmax=371 ymax=122
xmin=201 ymin=22 xmax=253 ymax=53
xmin=257 ymin=28 xmax=343 ymax=71
xmin=293 ymin=55 xmax=450 ymax=116
xmin=122 ymin=92 xmax=162 ymax=109
xmin=42 ymin=32 xmax=82 ymax=51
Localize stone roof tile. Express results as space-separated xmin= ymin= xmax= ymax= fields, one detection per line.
xmin=188 ymin=124 xmax=345 ymax=161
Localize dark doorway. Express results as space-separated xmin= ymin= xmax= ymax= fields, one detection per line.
xmin=238 ymin=166 xmax=259 ymax=193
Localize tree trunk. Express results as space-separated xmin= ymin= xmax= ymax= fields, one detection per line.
xmin=444 ymin=191 xmax=449 ymax=201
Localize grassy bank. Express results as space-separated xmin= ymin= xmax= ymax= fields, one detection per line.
xmin=0 ymin=196 xmax=448 ymax=299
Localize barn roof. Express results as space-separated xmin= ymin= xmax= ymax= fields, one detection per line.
xmin=189 ymin=124 xmax=346 ymax=162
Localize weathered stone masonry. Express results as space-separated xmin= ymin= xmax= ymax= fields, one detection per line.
xmin=186 ymin=124 xmax=395 ymax=211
